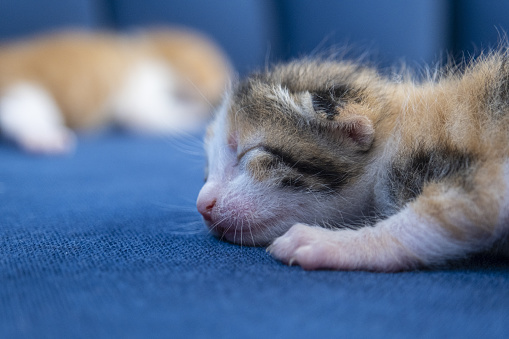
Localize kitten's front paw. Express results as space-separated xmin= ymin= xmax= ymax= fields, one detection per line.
xmin=17 ymin=128 xmax=76 ymax=154
xmin=268 ymin=223 xmax=340 ymax=270
xmin=268 ymin=222 xmax=414 ymax=271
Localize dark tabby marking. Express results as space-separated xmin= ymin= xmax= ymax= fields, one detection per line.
xmin=311 ymin=85 xmax=365 ymax=120
xmin=312 ymin=91 xmax=342 ymax=120
xmin=387 ymin=147 xmax=474 ymax=205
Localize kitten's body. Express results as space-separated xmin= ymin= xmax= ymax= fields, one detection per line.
xmin=197 ymin=52 xmax=509 ymax=271
xmin=0 ymin=30 xmax=230 ymax=153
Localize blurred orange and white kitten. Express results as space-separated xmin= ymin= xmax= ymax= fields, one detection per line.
xmin=0 ymin=29 xmax=230 ymax=153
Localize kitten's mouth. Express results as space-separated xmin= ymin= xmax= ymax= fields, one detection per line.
xmin=204 ymin=216 xmax=279 ymax=246
xmin=211 ymin=224 xmax=257 ymax=245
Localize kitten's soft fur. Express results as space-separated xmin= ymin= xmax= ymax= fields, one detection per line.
xmin=197 ymin=51 xmax=509 ymax=271
xmin=0 ymin=29 xmax=230 ymax=153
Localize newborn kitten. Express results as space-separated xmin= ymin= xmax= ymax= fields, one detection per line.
xmin=0 ymin=29 xmax=230 ymax=154
xmin=197 ymin=52 xmax=509 ymax=271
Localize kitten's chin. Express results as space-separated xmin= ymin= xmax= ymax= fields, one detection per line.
xmin=204 ymin=217 xmax=285 ymax=246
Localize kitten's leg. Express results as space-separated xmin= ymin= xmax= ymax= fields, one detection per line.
xmin=0 ymin=83 xmax=75 ymax=154
xmin=269 ymin=162 xmax=509 ymax=271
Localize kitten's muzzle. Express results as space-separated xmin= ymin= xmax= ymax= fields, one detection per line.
xmin=197 ymin=181 xmax=280 ymax=245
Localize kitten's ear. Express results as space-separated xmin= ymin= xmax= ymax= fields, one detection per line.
xmin=308 ymin=90 xmax=374 ymax=150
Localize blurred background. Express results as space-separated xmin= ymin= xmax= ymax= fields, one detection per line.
xmin=0 ymin=0 xmax=508 ymax=75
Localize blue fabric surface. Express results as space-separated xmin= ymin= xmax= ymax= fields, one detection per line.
xmin=109 ymin=0 xmax=279 ymax=75
xmin=275 ymin=0 xmax=449 ymax=65
xmin=453 ymin=0 xmax=509 ymax=53
xmin=0 ymin=0 xmax=102 ymax=42
xmin=0 ymin=132 xmax=508 ymax=338
xmin=0 ymin=0 xmax=279 ymax=75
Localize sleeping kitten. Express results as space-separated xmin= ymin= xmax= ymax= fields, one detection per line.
xmin=197 ymin=52 xmax=509 ymax=271
xmin=0 ymin=29 xmax=230 ymax=154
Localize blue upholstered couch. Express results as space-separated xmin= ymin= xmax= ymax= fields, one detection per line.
xmin=1 ymin=1 xmax=508 ymax=338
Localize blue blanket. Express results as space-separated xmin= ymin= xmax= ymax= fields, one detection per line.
xmin=1 ymin=132 xmax=508 ymax=338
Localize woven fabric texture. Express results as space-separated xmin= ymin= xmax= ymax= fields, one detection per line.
xmin=1 ymin=133 xmax=508 ymax=338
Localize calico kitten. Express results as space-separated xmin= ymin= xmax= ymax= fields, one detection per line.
xmin=0 ymin=29 xmax=230 ymax=154
xmin=197 ymin=52 xmax=509 ymax=271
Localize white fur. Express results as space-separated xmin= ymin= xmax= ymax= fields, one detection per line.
xmin=205 ymin=100 xmax=232 ymax=178
xmin=0 ymin=83 xmax=74 ymax=153
xmin=110 ymin=59 xmax=207 ymax=134
xmin=377 ymin=207 xmax=467 ymax=268
xmin=269 ymin=86 xmax=301 ymax=113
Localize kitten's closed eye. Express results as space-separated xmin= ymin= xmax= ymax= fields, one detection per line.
xmin=237 ymin=145 xmax=261 ymax=162
xmin=241 ymin=145 xmax=294 ymax=170
xmin=243 ymin=145 xmax=352 ymax=192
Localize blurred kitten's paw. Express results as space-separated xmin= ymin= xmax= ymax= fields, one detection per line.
xmin=0 ymin=82 xmax=75 ymax=154
xmin=17 ymin=128 xmax=76 ymax=154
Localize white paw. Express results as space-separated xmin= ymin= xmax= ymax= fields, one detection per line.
xmin=268 ymin=223 xmax=343 ymax=270
xmin=0 ymin=82 xmax=75 ymax=154
xmin=268 ymin=223 xmax=415 ymax=271
xmin=16 ymin=128 xmax=76 ymax=154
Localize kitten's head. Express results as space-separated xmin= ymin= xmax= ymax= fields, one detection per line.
xmin=197 ymin=60 xmax=388 ymax=245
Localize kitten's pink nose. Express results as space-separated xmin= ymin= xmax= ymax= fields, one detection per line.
xmin=197 ymin=198 xmax=216 ymax=222
xmin=197 ymin=185 xmax=217 ymax=223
